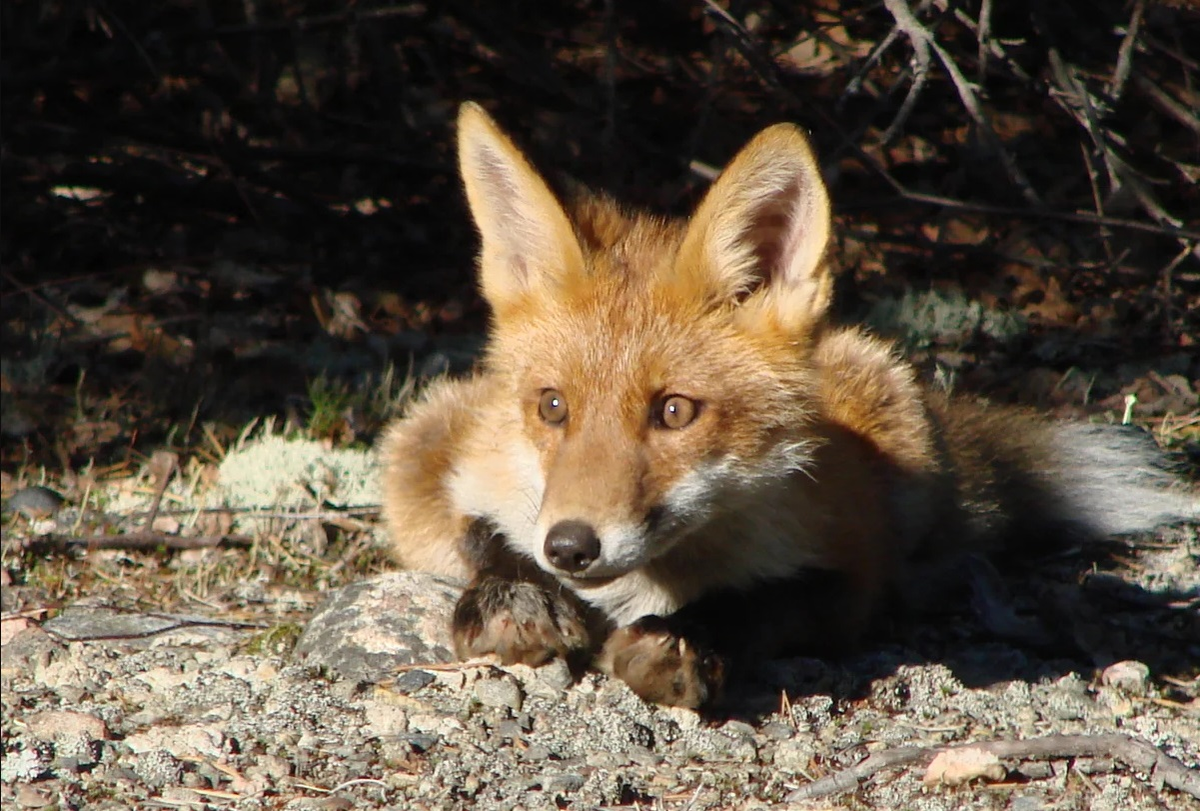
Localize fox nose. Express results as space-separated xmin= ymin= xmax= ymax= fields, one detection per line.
xmin=544 ymin=520 xmax=600 ymax=573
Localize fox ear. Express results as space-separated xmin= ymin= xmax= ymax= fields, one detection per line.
xmin=677 ymin=124 xmax=832 ymax=330
xmin=457 ymin=103 xmax=585 ymax=315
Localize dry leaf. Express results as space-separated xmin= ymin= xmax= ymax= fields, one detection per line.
xmin=922 ymin=747 xmax=1007 ymax=786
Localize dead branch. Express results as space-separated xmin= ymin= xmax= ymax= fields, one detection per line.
xmin=882 ymin=0 xmax=1041 ymax=205
xmin=1132 ymin=74 xmax=1200 ymax=136
xmin=788 ymin=733 xmax=1200 ymax=801
xmin=44 ymin=532 xmax=254 ymax=551
xmin=1110 ymin=0 xmax=1146 ymax=101
xmin=856 ymin=159 xmax=1200 ymax=241
xmin=193 ymin=3 xmax=424 ymax=38
xmin=143 ymin=506 xmax=382 ymax=520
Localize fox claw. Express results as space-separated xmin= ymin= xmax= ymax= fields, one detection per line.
xmin=599 ymin=617 xmax=725 ymax=708
xmin=452 ymin=576 xmax=589 ymax=666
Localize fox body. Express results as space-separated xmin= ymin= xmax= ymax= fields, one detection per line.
xmin=379 ymin=103 xmax=1197 ymax=707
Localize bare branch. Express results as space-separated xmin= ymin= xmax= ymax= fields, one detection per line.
xmin=43 ymin=532 xmax=254 ymax=551
xmin=788 ymin=733 xmax=1200 ymax=801
xmin=1110 ymin=0 xmax=1146 ymax=101
xmin=882 ymin=0 xmax=1041 ymax=205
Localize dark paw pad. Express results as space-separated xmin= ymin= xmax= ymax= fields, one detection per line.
xmin=452 ymin=576 xmax=589 ymax=666
xmin=599 ymin=616 xmax=725 ymax=708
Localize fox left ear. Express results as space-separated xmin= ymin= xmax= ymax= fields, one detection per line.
xmin=676 ymin=124 xmax=832 ymax=330
xmin=457 ymin=103 xmax=586 ymax=318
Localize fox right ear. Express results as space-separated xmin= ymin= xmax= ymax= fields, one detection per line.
xmin=676 ymin=123 xmax=833 ymax=332
xmin=457 ymin=103 xmax=585 ymax=316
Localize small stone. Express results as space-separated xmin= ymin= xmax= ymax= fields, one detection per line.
xmin=542 ymin=771 xmax=585 ymax=793
xmin=473 ymin=674 xmax=523 ymax=712
xmin=361 ymin=702 xmax=408 ymax=738
xmin=27 ymin=710 xmax=109 ymax=745
xmin=6 ymin=486 xmax=66 ymax=520
xmin=0 ymin=746 xmax=50 ymax=783
xmin=1101 ymin=661 xmax=1150 ymax=696
xmin=585 ymin=750 xmax=626 ymax=768
xmin=521 ymin=744 xmax=553 ymax=762
xmin=14 ymin=784 xmax=55 ymax=809
xmin=1009 ymin=794 xmax=1046 ymax=811
xmin=394 ymin=669 xmax=436 ymax=693
xmin=759 ymin=721 xmax=796 ymax=741
xmin=131 ymin=749 xmax=182 ymax=788
xmin=721 ymin=719 xmax=757 ymax=739
xmin=774 ymin=739 xmax=817 ymax=772
xmin=405 ymin=733 xmax=439 ymax=753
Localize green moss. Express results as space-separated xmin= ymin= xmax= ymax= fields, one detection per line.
xmin=243 ymin=622 xmax=304 ymax=655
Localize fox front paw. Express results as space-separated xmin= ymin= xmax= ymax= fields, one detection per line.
xmin=452 ymin=575 xmax=590 ymax=666
xmin=599 ymin=616 xmax=726 ymax=708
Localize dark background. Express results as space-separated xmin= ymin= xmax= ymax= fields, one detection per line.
xmin=3 ymin=0 xmax=1198 ymax=475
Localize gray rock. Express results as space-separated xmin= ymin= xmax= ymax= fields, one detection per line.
xmin=542 ymin=770 xmax=586 ymax=793
xmin=4 ymin=486 xmax=65 ymax=519
xmin=473 ymin=673 xmax=524 ymax=712
xmin=295 ymin=571 xmax=463 ymax=682
xmin=42 ymin=605 xmax=249 ymax=646
xmin=1100 ymin=660 xmax=1151 ymax=695
xmin=0 ymin=625 xmax=65 ymax=677
xmin=393 ymin=669 xmax=436 ymax=693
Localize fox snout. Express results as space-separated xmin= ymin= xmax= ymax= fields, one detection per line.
xmin=543 ymin=519 xmax=601 ymax=573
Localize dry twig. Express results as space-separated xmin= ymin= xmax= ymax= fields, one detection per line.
xmin=881 ymin=0 xmax=1041 ymax=205
xmin=44 ymin=532 xmax=254 ymax=551
xmin=788 ymin=733 xmax=1200 ymax=801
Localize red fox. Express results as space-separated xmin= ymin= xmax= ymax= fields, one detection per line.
xmin=379 ymin=103 xmax=1198 ymax=708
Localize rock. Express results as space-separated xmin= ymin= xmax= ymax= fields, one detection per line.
xmin=1101 ymin=660 xmax=1151 ymax=696
xmin=5 ymin=486 xmax=65 ymax=520
xmin=129 ymin=749 xmax=182 ymax=789
xmin=774 ymin=738 xmax=816 ymax=772
xmin=542 ymin=771 xmax=586 ymax=793
xmin=13 ymin=783 xmax=55 ymax=809
xmin=392 ymin=669 xmax=436 ymax=694
xmin=473 ymin=673 xmax=524 ymax=712
xmin=0 ymin=746 xmax=51 ymax=783
xmin=294 ymin=572 xmax=462 ymax=682
xmin=26 ymin=710 xmax=108 ymax=760
xmin=42 ymin=605 xmax=246 ymax=646
xmin=124 ymin=723 xmax=225 ymax=759
xmin=0 ymin=624 xmax=64 ymax=676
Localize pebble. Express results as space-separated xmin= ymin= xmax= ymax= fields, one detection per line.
xmin=473 ymin=673 xmax=524 ymax=711
xmin=542 ymin=771 xmax=586 ymax=793
xmin=5 ymin=486 xmax=65 ymax=519
xmin=26 ymin=709 xmax=109 ymax=744
xmin=394 ymin=669 xmax=436 ymax=693
xmin=14 ymin=784 xmax=55 ymax=809
xmin=1101 ymin=660 xmax=1151 ymax=696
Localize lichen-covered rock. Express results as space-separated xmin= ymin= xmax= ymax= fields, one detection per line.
xmin=294 ymin=571 xmax=462 ymax=682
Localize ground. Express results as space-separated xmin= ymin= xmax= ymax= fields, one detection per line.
xmin=2 ymin=2 xmax=1198 ymax=809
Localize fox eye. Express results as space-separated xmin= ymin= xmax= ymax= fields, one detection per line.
xmin=538 ymin=389 xmax=568 ymax=425
xmin=657 ymin=395 xmax=698 ymax=430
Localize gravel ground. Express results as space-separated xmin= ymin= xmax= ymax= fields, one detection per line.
xmin=3 ymin=465 xmax=1198 ymax=810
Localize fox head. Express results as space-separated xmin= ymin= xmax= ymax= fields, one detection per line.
xmin=456 ymin=103 xmax=833 ymax=587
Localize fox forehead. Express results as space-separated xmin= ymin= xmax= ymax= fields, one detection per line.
xmin=492 ymin=276 xmax=754 ymax=410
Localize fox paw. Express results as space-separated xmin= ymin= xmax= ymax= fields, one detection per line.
xmin=599 ymin=616 xmax=725 ymax=708
xmin=452 ymin=576 xmax=590 ymax=666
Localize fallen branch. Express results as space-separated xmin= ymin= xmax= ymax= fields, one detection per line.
xmin=882 ymin=0 xmax=1041 ymax=205
xmin=44 ymin=532 xmax=254 ymax=551
xmin=788 ymin=733 xmax=1200 ymax=801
